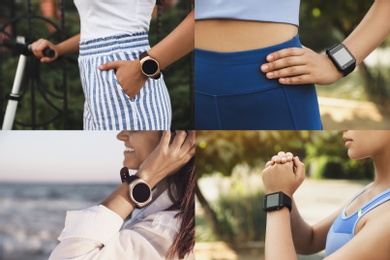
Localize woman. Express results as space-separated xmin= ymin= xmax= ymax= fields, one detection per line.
xmin=194 ymin=0 xmax=322 ymax=130
xmin=32 ymin=1 xmax=194 ymax=130
xmin=49 ymin=130 xmax=195 ymax=259
xmin=262 ymin=131 xmax=390 ymax=259
xmin=260 ymin=1 xmax=390 ymax=86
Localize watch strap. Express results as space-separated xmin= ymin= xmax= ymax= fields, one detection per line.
xmin=281 ymin=192 xmax=292 ymax=212
xmin=120 ymin=167 xmax=136 ymax=184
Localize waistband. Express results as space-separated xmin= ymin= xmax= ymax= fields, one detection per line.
xmin=195 ymin=34 xmax=301 ymax=64
xmin=79 ymin=32 xmax=150 ymax=57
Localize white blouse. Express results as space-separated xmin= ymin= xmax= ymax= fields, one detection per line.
xmin=49 ymin=187 xmax=194 ymax=259
xmin=74 ymin=0 xmax=156 ymax=41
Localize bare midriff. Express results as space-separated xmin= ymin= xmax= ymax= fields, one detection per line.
xmin=195 ymin=19 xmax=299 ymax=52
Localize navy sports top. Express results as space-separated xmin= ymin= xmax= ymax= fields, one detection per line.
xmin=325 ymin=187 xmax=390 ymax=256
xmin=195 ymin=0 xmax=300 ymax=26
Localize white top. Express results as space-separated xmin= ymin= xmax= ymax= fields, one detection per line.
xmin=49 ymin=186 xmax=194 ymax=259
xmin=195 ymin=0 xmax=300 ymax=26
xmin=74 ymin=0 xmax=156 ymax=41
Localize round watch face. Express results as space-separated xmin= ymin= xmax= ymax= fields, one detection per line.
xmin=142 ymin=59 xmax=159 ymax=76
xmin=132 ymin=182 xmax=151 ymax=203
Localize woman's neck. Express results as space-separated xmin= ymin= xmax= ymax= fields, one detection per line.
xmin=372 ymin=149 xmax=390 ymax=189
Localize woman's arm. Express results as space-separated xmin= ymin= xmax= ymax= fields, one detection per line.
xmin=265 ymin=153 xmax=340 ymax=255
xmin=260 ymin=0 xmax=390 ymax=85
xmin=290 ymin=199 xmax=342 ymax=254
xmin=31 ymin=34 xmax=80 ymax=63
xmin=98 ymin=10 xmax=194 ymax=98
xmin=265 ymin=208 xmax=297 ymax=260
xmin=262 ymin=157 xmax=305 ymax=259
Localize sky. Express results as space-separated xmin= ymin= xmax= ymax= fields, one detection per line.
xmin=0 ymin=131 xmax=126 ymax=183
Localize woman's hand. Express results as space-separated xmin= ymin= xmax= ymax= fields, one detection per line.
xmin=262 ymin=152 xmax=305 ymax=197
xmin=98 ymin=60 xmax=148 ymax=99
xmin=260 ymin=47 xmax=343 ymax=85
xmin=30 ymin=38 xmax=59 ymax=63
xmin=137 ymin=130 xmax=195 ymax=188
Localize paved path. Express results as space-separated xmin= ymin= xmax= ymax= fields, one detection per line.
xmin=195 ymin=179 xmax=367 ymax=260
xmin=319 ymin=97 xmax=390 ymax=129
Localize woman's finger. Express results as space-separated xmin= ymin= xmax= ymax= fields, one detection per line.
xmin=265 ymin=47 xmax=306 ymax=62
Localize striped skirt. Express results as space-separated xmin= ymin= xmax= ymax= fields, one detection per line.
xmin=78 ymin=32 xmax=172 ymax=130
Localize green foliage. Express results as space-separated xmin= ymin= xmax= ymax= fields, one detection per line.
xmin=212 ymin=191 xmax=266 ymax=244
xmin=300 ymin=1 xmax=373 ymax=50
xmin=196 ymin=131 xmax=374 ymax=180
xmin=197 ymin=170 xmax=266 ymax=243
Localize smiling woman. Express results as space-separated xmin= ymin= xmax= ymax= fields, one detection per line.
xmin=48 ymin=130 xmax=196 ymax=259
xmin=0 ymin=130 xmax=196 ymax=259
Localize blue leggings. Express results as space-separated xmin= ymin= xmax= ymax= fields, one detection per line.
xmin=194 ymin=35 xmax=322 ymax=130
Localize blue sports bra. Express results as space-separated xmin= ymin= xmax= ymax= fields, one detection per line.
xmin=195 ymin=0 xmax=300 ymax=26
xmin=325 ymin=187 xmax=390 ymax=256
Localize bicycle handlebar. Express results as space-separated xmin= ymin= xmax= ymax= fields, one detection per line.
xmin=3 ymin=38 xmax=55 ymax=58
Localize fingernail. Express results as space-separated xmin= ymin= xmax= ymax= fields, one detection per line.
xmin=98 ymin=65 xmax=103 ymax=69
xmin=267 ymin=72 xmax=274 ymax=79
xmin=267 ymin=55 xmax=273 ymax=61
xmin=280 ymin=78 xmax=286 ymax=83
xmin=261 ymin=64 xmax=268 ymax=71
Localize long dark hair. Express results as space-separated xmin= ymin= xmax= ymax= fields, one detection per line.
xmin=165 ymin=156 xmax=195 ymax=259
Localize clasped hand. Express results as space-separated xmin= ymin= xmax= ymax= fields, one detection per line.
xmin=262 ymin=151 xmax=305 ymax=197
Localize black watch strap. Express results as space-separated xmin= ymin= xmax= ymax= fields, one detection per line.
xmin=120 ymin=167 xmax=141 ymax=184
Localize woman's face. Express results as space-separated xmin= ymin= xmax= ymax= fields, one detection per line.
xmin=117 ymin=131 xmax=161 ymax=169
xmin=342 ymin=130 xmax=390 ymax=160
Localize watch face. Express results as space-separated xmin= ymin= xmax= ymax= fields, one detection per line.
xmin=332 ymin=47 xmax=354 ymax=68
xmin=266 ymin=193 xmax=280 ymax=208
xmin=142 ymin=59 xmax=159 ymax=76
xmin=132 ymin=182 xmax=151 ymax=203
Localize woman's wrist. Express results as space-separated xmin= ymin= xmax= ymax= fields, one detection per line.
xmin=136 ymin=168 xmax=158 ymax=188
xmin=101 ymin=182 xmax=136 ymax=220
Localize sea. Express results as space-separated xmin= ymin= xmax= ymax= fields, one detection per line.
xmin=0 ymin=182 xmax=117 ymax=260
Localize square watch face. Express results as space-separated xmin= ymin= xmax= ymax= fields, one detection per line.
xmin=333 ymin=47 xmax=353 ymax=68
xmin=266 ymin=193 xmax=280 ymax=207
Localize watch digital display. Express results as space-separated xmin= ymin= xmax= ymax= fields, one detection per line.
xmin=266 ymin=193 xmax=280 ymax=207
xmin=333 ymin=48 xmax=353 ymax=68
xmin=142 ymin=59 xmax=159 ymax=75
xmin=326 ymin=43 xmax=356 ymax=76
xmin=132 ymin=183 xmax=151 ymax=203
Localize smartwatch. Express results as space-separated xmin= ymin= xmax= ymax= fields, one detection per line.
xmin=120 ymin=167 xmax=152 ymax=208
xmin=263 ymin=191 xmax=292 ymax=212
xmin=326 ymin=43 xmax=356 ymax=77
xmin=139 ymin=51 xmax=161 ymax=79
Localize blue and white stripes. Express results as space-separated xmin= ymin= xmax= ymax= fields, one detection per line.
xmin=78 ymin=32 xmax=172 ymax=130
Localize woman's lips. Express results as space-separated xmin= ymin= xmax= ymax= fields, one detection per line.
xmin=343 ymin=137 xmax=353 ymax=147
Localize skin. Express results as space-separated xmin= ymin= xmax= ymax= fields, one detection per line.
xmin=262 ymin=131 xmax=390 ymax=260
xmin=101 ymin=130 xmax=195 ymax=220
xmin=31 ymin=10 xmax=194 ymax=99
xmin=260 ymin=0 xmax=390 ymax=85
